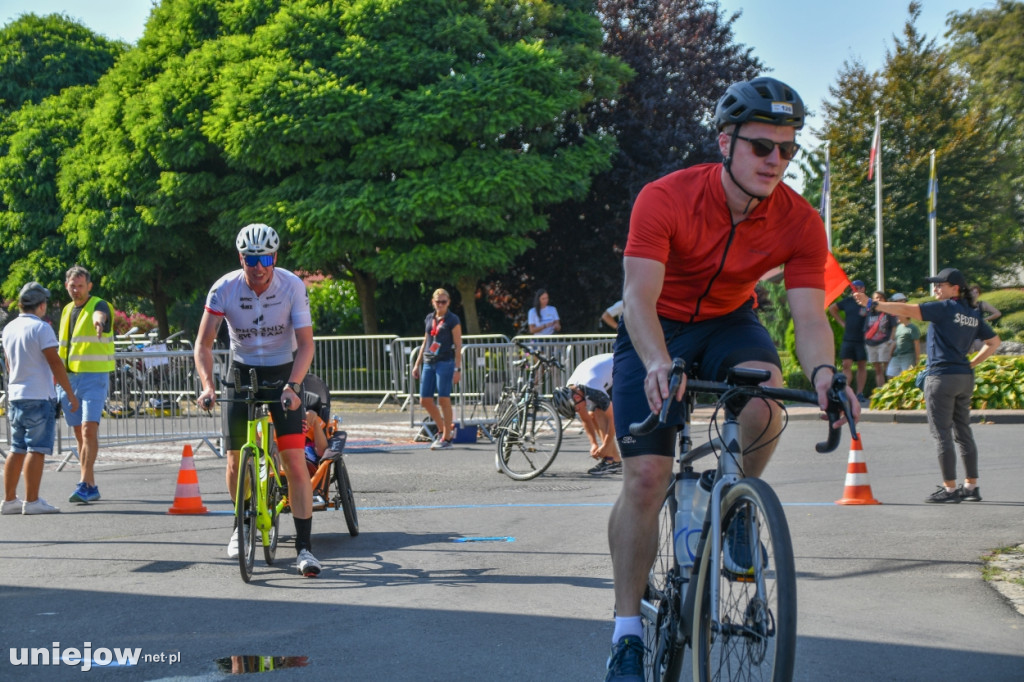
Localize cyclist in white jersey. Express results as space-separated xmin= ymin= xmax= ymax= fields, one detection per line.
xmin=194 ymin=224 xmax=320 ymax=576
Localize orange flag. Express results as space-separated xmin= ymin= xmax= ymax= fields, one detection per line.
xmin=824 ymin=251 xmax=850 ymax=309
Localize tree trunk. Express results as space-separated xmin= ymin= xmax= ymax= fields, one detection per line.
xmin=351 ymin=269 xmax=379 ymax=334
xmin=456 ymin=276 xmax=480 ymax=335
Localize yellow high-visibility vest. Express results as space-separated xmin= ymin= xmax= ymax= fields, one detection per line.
xmin=59 ymin=297 xmax=115 ymax=373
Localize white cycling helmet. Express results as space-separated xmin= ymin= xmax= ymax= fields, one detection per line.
xmin=236 ymin=223 xmax=280 ymax=255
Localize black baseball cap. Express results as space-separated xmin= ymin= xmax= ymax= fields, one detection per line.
xmin=924 ymin=268 xmax=968 ymax=290
xmin=18 ymin=282 xmax=50 ymax=307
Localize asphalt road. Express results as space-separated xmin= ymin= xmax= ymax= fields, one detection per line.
xmin=1 ymin=417 xmax=1023 ymax=681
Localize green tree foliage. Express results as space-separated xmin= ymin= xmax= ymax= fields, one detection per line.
xmin=484 ymin=0 xmax=763 ymax=331
xmin=818 ymin=3 xmax=1021 ymax=295
xmin=0 ymin=13 xmax=126 ymax=118
xmin=0 ymin=14 xmax=125 ymax=304
xmin=947 ymin=0 xmax=1024 ymax=227
xmin=58 ymin=0 xmax=629 ymax=336
xmin=0 ymin=87 xmax=98 ymax=300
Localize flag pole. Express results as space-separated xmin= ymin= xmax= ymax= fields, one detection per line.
xmin=928 ymin=149 xmax=937 ymax=277
xmin=823 ymin=142 xmax=832 ymax=249
xmin=874 ymin=110 xmax=884 ymax=290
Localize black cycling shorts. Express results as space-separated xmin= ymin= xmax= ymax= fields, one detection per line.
xmin=223 ymin=362 xmax=304 ymax=451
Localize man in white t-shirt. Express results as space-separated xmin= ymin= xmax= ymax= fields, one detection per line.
xmin=2 ymin=283 xmax=78 ymax=515
xmin=194 ymin=224 xmax=320 ymax=577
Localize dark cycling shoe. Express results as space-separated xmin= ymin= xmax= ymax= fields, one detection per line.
xmin=957 ymin=485 xmax=982 ymax=502
xmin=605 ymin=635 xmax=643 ymax=682
xmin=724 ymin=512 xmax=767 ymax=576
xmin=925 ymin=487 xmax=961 ymax=504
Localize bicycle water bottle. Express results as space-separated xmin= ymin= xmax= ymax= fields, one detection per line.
xmin=687 ymin=470 xmax=715 ymax=560
xmin=673 ymin=470 xmax=700 ymax=569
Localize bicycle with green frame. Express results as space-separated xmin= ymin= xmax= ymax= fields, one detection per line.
xmin=210 ymin=367 xmax=287 ymax=583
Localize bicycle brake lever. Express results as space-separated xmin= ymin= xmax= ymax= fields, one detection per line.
xmin=815 ymin=374 xmax=857 ymax=453
xmin=629 ymin=358 xmax=686 ymax=436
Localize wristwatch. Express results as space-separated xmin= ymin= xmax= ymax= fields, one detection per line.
xmin=285 ymin=381 xmax=303 ymax=395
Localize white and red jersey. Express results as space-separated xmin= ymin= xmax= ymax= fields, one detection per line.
xmin=204 ymin=268 xmax=312 ymax=366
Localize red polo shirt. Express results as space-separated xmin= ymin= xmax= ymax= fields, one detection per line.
xmin=625 ymin=163 xmax=827 ymax=323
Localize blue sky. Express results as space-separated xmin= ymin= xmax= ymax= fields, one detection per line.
xmin=2 ymin=0 xmax=980 ymax=186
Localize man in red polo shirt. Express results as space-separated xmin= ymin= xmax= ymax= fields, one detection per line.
xmin=603 ymin=77 xmax=860 ymax=680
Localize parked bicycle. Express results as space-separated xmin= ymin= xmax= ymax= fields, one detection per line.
xmin=493 ymin=341 xmax=565 ymax=480
xmin=635 ymin=359 xmax=856 ymax=681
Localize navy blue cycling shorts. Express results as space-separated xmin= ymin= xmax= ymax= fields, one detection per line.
xmin=612 ymin=302 xmax=780 ymax=458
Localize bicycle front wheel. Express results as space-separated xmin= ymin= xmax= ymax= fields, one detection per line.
xmin=236 ymin=448 xmax=259 ymax=583
xmin=263 ymin=427 xmax=280 ymax=566
xmin=496 ymin=401 xmax=562 ymax=481
xmin=691 ymin=478 xmax=796 ymax=682
xmin=640 ymin=491 xmax=686 ymax=682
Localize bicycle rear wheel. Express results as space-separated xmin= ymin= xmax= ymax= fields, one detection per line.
xmin=333 ymin=457 xmax=359 ymax=536
xmin=691 ymin=478 xmax=796 ymax=682
xmin=640 ymin=491 xmax=686 ymax=682
xmin=236 ymin=448 xmax=258 ymax=583
xmin=496 ymin=401 xmax=562 ymax=481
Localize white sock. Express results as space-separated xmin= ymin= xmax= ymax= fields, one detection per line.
xmin=964 ymin=482 xmax=977 ymax=491
xmin=612 ymin=616 xmax=643 ymax=643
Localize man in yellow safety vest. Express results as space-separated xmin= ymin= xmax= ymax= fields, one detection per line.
xmin=56 ymin=265 xmax=114 ymax=504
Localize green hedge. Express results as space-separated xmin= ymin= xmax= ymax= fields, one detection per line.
xmin=870 ymin=355 xmax=1024 ymax=410
xmin=980 ymin=288 xmax=1024 ymax=317
xmin=997 ymin=310 xmax=1024 ymax=336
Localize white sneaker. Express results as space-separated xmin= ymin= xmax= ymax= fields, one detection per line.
xmin=227 ymin=526 xmax=240 ymax=559
xmin=22 ymin=498 xmax=60 ymax=515
xmin=2 ymin=498 xmax=24 ymax=515
xmin=296 ymin=549 xmax=321 ymax=577
xmin=429 ymin=436 xmax=443 ymax=450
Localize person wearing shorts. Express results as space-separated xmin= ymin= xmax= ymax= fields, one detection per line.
xmin=194 ymin=223 xmax=319 ymax=577
xmin=562 ymin=353 xmax=619 ymax=473
xmin=829 ymin=280 xmax=869 ymax=403
xmin=412 ymin=288 xmax=463 ymax=449
xmin=56 ymin=266 xmax=114 ymax=504
xmin=603 ymin=77 xmax=859 ymax=681
xmin=3 ymin=283 xmax=79 ymax=515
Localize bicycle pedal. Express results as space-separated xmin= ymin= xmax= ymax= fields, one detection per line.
xmin=312 ymin=495 xmax=327 ymax=511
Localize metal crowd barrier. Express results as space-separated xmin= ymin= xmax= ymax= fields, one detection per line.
xmin=310 ymin=335 xmax=395 ymax=399
xmin=54 ymin=348 xmax=230 ymax=466
xmin=406 ymin=334 xmax=614 ymax=439
xmin=1 ymin=332 xmax=616 ymax=462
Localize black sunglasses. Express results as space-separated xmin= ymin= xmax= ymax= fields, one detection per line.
xmin=736 ymin=135 xmax=800 ymax=161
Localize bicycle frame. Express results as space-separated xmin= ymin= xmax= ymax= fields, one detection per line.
xmin=232 ymin=368 xmax=285 ymax=553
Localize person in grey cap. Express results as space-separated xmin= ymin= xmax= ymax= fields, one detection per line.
xmin=2 ymin=283 xmax=79 ymax=515
xmin=854 ymin=267 xmax=1000 ymax=503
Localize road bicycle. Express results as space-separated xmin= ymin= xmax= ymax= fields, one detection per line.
xmin=209 ymin=367 xmax=287 ymax=583
xmin=634 ymin=360 xmax=856 ymax=681
xmin=493 ymin=341 xmax=565 ymax=480
xmin=210 ymin=370 xmax=360 ymax=582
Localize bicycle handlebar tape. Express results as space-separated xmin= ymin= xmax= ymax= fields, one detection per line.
xmin=835 ymin=435 xmax=881 ymax=506
xmin=167 ymin=444 xmax=209 ymax=514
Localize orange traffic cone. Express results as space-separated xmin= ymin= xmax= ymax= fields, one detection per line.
xmin=168 ymin=444 xmax=208 ymax=514
xmin=836 ymin=435 xmax=881 ymax=505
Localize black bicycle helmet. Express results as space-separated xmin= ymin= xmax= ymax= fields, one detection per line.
xmin=551 ymin=387 xmax=577 ymax=421
xmin=713 ymin=77 xmax=805 ymax=131
xmin=236 ymin=223 xmax=280 ymax=255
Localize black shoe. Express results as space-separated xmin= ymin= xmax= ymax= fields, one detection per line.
xmin=925 ymin=486 xmax=961 ymax=504
xmin=604 ymin=635 xmax=644 ymax=682
xmin=957 ymin=485 xmax=982 ymax=502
